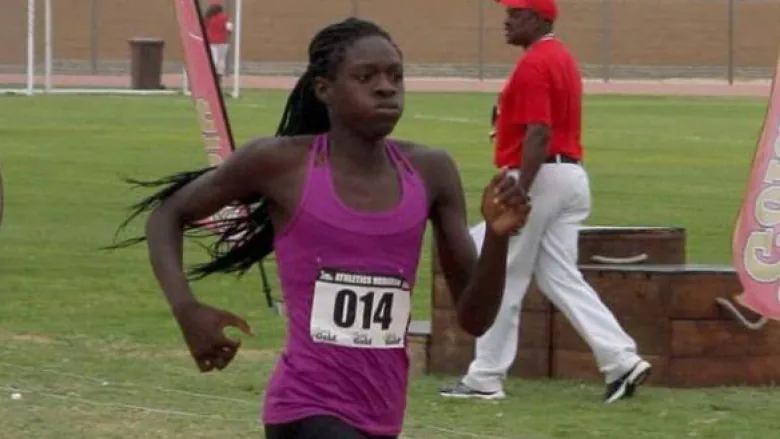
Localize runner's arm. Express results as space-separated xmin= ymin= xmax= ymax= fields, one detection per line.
xmin=428 ymin=151 xmax=511 ymax=337
xmin=145 ymin=138 xmax=281 ymax=313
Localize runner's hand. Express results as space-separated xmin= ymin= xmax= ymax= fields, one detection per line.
xmin=173 ymin=302 xmax=253 ymax=372
xmin=480 ymin=168 xmax=530 ymax=236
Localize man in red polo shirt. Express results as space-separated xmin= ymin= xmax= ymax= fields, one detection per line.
xmin=204 ymin=2 xmax=234 ymax=86
xmin=441 ymin=0 xmax=651 ymax=404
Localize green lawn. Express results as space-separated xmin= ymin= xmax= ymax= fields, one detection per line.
xmin=1 ymin=90 xmax=778 ymax=438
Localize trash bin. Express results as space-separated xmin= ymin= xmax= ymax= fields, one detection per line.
xmin=129 ymin=38 xmax=165 ymax=90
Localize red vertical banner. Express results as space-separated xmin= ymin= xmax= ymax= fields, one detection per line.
xmin=173 ymin=0 xmax=246 ymax=235
xmin=174 ymin=0 xmax=234 ymax=163
xmin=732 ymin=52 xmax=780 ymax=320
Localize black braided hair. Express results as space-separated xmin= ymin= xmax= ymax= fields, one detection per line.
xmin=204 ymin=3 xmax=224 ymax=20
xmin=109 ymin=17 xmax=400 ymax=280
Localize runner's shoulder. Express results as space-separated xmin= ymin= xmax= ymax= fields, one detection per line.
xmin=392 ymin=139 xmax=459 ymax=174
xmin=235 ymin=135 xmax=317 ymax=173
xmin=392 ymin=139 xmax=460 ymax=182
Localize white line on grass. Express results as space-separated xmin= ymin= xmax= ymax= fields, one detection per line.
xmin=2 ymin=362 xmax=515 ymax=438
xmin=413 ymin=114 xmax=477 ymax=124
xmin=413 ymin=424 xmax=551 ymax=439
xmin=411 ymin=113 xmax=749 ymax=145
xmin=0 ymin=361 xmax=257 ymax=406
xmin=0 ymin=384 xmax=253 ymax=423
xmin=427 ymin=425 xmax=513 ymax=438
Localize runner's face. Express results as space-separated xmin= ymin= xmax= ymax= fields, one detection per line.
xmin=317 ymin=36 xmax=405 ymax=141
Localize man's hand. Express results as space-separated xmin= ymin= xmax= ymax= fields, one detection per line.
xmin=173 ymin=302 xmax=253 ymax=372
xmin=480 ymin=168 xmax=531 ymax=236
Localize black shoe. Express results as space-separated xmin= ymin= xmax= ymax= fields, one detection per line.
xmin=439 ymin=382 xmax=506 ymax=400
xmin=604 ymin=360 xmax=651 ymax=404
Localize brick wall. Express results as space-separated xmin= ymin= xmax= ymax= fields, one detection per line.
xmin=1 ymin=0 xmax=778 ymax=79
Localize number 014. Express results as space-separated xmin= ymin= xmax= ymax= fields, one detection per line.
xmin=333 ymin=290 xmax=394 ymax=330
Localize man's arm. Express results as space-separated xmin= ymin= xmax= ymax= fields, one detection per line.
xmin=513 ymin=62 xmax=552 ymax=194
xmin=517 ymin=124 xmax=551 ymax=194
xmin=427 ymin=150 xmax=512 ymax=337
xmin=489 ymin=104 xmax=498 ymax=142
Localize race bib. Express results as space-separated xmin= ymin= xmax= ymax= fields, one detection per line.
xmin=310 ymin=268 xmax=411 ymax=349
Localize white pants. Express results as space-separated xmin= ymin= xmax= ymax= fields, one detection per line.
xmin=210 ymin=44 xmax=230 ymax=76
xmin=462 ymin=163 xmax=641 ymax=392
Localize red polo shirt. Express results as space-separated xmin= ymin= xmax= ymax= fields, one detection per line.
xmin=205 ymin=12 xmax=231 ymax=44
xmin=494 ymin=37 xmax=583 ymax=169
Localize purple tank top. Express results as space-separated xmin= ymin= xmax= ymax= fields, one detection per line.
xmin=262 ymin=134 xmax=429 ymax=436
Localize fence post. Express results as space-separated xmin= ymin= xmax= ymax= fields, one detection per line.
xmin=601 ymin=0 xmax=612 ymax=83
xmin=224 ymin=0 xmax=235 ymax=77
xmin=727 ymin=0 xmax=735 ymax=85
xmin=91 ymin=0 xmax=98 ymax=74
xmin=478 ymin=0 xmax=485 ymax=80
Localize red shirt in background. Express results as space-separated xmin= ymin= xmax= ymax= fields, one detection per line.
xmin=494 ymin=37 xmax=583 ymax=169
xmin=205 ymin=12 xmax=231 ymax=44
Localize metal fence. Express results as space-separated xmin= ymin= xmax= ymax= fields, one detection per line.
xmin=1 ymin=0 xmax=778 ymax=82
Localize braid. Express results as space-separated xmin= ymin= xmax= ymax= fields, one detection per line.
xmin=109 ymin=17 xmax=399 ymax=281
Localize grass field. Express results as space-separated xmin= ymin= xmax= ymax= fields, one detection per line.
xmin=1 ymin=90 xmax=780 ymax=438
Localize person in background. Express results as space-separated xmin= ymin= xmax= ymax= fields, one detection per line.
xmin=440 ymin=0 xmax=651 ymax=405
xmin=204 ymin=2 xmax=234 ymax=87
